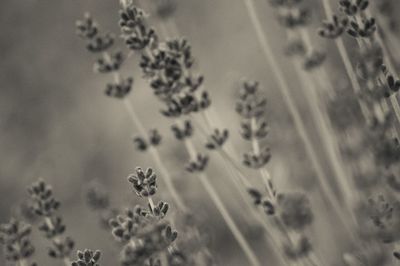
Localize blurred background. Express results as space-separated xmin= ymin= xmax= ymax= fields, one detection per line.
xmin=2 ymin=0 xmax=398 ymax=265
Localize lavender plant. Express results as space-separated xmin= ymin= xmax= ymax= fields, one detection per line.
xmin=71 ymin=249 xmax=101 ymax=266
xmin=110 ymin=167 xmax=181 ymax=265
xmin=4 ymin=0 xmax=400 ymax=265
xmin=236 ymin=80 xmax=319 ymax=265
xmin=0 ymin=219 xmax=36 ymax=266
xmin=27 ymin=179 xmax=74 ymax=265
xmin=76 ymin=12 xmax=189 ymax=215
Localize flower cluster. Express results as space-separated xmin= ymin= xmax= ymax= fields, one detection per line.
xmin=319 ymin=15 xmax=349 ymax=39
xmin=133 ymin=129 xmax=162 ymax=152
xmin=205 ymin=129 xmax=229 ymax=150
xmin=127 ymin=167 xmax=158 ymax=197
xmin=0 ymin=219 xmax=36 ymax=266
xmin=236 ymin=81 xmax=271 ymax=169
xmin=28 ymin=179 xmax=74 ymax=261
xmin=110 ymin=167 xmax=180 ymax=265
xmin=71 ymin=249 xmax=101 ymax=266
xmin=171 ymin=120 xmax=193 ymax=140
xmin=77 ymin=13 xmax=132 ymax=99
xmin=186 ymin=153 xmax=209 ymax=173
xmin=235 ymin=79 xmax=317 ymax=262
xmin=120 ymin=4 xmax=210 ymax=118
xmin=268 ymin=0 xmax=326 ymax=70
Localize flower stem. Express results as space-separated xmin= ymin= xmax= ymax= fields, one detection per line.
xmin=148 ymin=196 xmax=156 ymax=214
xmin=18 ymin=258 xmax=28 ymax=266
xmin=122 ymin=99 xmax=189 ymax=213
xmin=182 ymin=137 xmax=261 ymax=266
xmin=242 ymin=0 xmax=340 ymax=228
xmin=44 ymin=217 xmax=71 ymax=266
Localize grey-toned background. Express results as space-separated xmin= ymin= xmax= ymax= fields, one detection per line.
xmin=1 ymin=0 xmax=385 ymax=265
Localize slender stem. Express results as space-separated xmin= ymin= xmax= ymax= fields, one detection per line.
xmin=293 ymin=61 xmax=359 ymax=233
xmin=298 ymin=28 xmax=357 ymax=206
xmin=123 ymin=99 xmax=148 ymax=138
xmin=149 ymin=147 xmax=189 ymax=213
xmin=196 ymin=172 xmax=261 ymax=266
xmin=44 ymin=217 xmax=71 ymax=266
xmin=123 ymin=99 xmax=189 ymax=213
xmin=335 ymin=39 xmax=371 ymax=120
xmin=148 ymin=196 xmax=156 ymax=213
xmin=18 ymin=257 xmax=28 ymax=266
xmin=242 ymin=0 xmax=341 ymax=226
xmin=182 ymin=137 xmax=261 ymax=266
xmin=160 ymin=251 xmax=169 ymax=266
xmin=191 ymin=116 xmax=292 ymax=265
xmin=192 ymin=114 xmax=294 ymax=264
xmin=320 ymin=0 xmax=333 ymax=18
xmin=363 ymin=10 xmax=400 ymax=126
xmin=63 ymin=258 xmax=72 ymax=266
xmin=191 ymin=113 xmax=253 ymax=188
xmin=320 ymin=0 xmax=379 ymax=124
xmin=249 ymin=118 xmax=276 ymax=200
xmin=250 ymin=118 xmax=260 ymax=155
xmin=376 ymin=16 xmax=400 ymax=63
xmin=365 ymin=10 xmax=396 ymax=74
xmin=250 ymin=118 xmax=324 ymax=266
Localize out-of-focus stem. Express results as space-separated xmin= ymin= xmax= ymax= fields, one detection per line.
xmin=377 ymin=17 xmax=400 ymax=63
xmin=190 ymin=113 xmax=254 ymax=189
xmin=363 ymin=10 xmax=400 ymax=126
xmin=195 ymin=171 xmax=261 ymax=266
xmin=320 ymin=0 xmax=372 ymax=122
xmin=123 ymin=98 xmax=148 ymax=138
xmin=182 ymin=136 xmax=261 ymax=266
xmin=149 ymin=146 xmax=189 ymax=213
xmin=298 ymin=28 xmax=357 ymax=202
xmin=18 ymin=257 xmax=28 ymax=266
xmin=294 ymin=60 xmax=358 ymax=227
xmin=243 ymin=0 xmax=343 ymax=227
xmin=63 ymin=258 xmax=72 ymax=266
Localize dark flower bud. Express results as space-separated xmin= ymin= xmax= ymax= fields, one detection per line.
xmin=243 ymin=146 xmax=271 ymax=169
xmin=205 ymin=129 xmax=229 ymax=150
xmin=76 ymin=13 xmax=98 ymax=40
xmin=149 ymin=129 xmax=162 ymax=146
xmin=105 ymin=76 xmax=133 ymax=99
xmin=186 ymin=154 xmax=209 ymax=173
xmin=171 ymin=120 xmax=193 ymax=140
xmin=72 ymin=249 xmax=101 ymax=266
xmin=127 ymin=167 xmax=157 ymax=197
xmin=133 ymin=136 xmax=148 ymax=151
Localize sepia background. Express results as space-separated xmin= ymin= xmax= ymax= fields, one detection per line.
xmin=1 ymin=0 xmax=399 ymax=265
